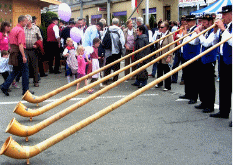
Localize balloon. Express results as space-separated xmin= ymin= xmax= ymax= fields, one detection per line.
xmin=70 ymin=27 xmax=82 ymax=43
xmin=58 ymin=3 xmax=71 ymax=22
xmin=83 ymin=51 xmax=90 ymax=59
xmin=84 ymin=46 xmax=94 ymax=54
xmin=83 ymin=46 xmax=94 ymax=58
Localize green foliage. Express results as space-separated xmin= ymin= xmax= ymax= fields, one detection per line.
xmin=110 ymin=13 xmax=113 ymax=25
xmin=41 ymin=11 xmax=58 ymax=41
xmin=41 ymin=11 xmax=58 ymax=28
xmin=149 ymin=15 xmax=155 ymax=29
xmin=40 ymin=26 xmax=47 ymax=41
xmin=119 ymin=15 xmax=127 ymax=25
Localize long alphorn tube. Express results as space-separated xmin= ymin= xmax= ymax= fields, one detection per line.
xmin=1 ymin=36 xmax=231 ymax=165
xmin=15 ymin=28 xmax=190 ymax=119
xmin=7 ymin=25 xmax=216 ymax=140
xmin=23 ymin=28 xmax=183 ymax=104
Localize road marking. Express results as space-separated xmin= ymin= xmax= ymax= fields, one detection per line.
xmin=176 ymin=99 xmax=190 ymax=101
xmin=0 ymin=94 xmax=159 ymax=105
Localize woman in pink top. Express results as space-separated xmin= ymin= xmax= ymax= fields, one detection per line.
xmin=0 ymin=22 xmax=11 ymax=51
xmin=76 ymin=45 xmax=91 ymax=91
xmin=0 ymin=21 xmax=19 ymax=89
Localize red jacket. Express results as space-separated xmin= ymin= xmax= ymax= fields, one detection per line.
xmin=34 ymin=40 xmax=45 ymax=55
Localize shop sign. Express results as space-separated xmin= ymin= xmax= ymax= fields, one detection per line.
xmin=91 ymin=14 xmax=102 ymax=19
xmin=113 ymin=11 xmax=127 ymax=17
xmin=98 ymin=7 xmax=106 ymax=11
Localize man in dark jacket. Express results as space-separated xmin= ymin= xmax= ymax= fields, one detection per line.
xmin=136 ymin=17 xmax=149 ymax=38
xmin=60 ymin=20 xmax=76 ymax=47
xmin=131 ymin=25 xmax=150 ymax=88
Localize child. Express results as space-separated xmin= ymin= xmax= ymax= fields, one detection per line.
xmin=90 ymin=38 xmax=101 ymax=83
xmin=0 ymin=50 xmax=11 ymax=86
xmin=85 ymin=38 xmax=101 ymax=92
xmin=76 ymin=45 xmax=91 ymax=92
xmin=63 ymin=38 xmax=78 ymax=84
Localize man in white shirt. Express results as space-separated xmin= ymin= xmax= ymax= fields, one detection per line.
xmin=180 ymin=15 xmax=200 ymax=104
xmin=171 ymin=21 xmax=178 ymax=32
xmin=210 ymin=5 xmax=232 ymax=121
xmin=47 ymin=17 xmax=61 ymax=74
xmin=194 ymin=13 xmax=218 ymax=113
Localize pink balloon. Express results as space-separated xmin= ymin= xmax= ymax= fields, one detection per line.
xmin=58 ymin=3 xmax=71 ymax=22
xmin=70 ymin=27 xmax=82 ymax=43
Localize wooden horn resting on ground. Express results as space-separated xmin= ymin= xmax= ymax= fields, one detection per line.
xmin=22 ymin=28 xmax=183 ymax=104
xmin=7 ymin=25 xmax=216 ymax=142
xmin=1 ymin=36 xmax=230 ymax=165
xmin=15 ymin=28 xmax=191 ymax=120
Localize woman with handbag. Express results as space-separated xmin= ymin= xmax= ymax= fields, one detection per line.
xmin=155 ymin=21 xmax=175 ymax=91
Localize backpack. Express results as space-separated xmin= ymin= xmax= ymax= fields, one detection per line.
xmin=102 ymin=28 xmax=112 ymax=49
xmin=111 ymin=30 xmax=122 ymax=52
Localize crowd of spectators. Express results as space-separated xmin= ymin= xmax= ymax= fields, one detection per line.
xmin=0 ymin=15 xmax=220 ymax=96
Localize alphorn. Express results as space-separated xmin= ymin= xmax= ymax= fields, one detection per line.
xmin=15 ymin=28 xmax=193 ymax=120
xmin=1 ymin=36 xmax=231 ymax=165
xmin=23 ymin=28 xmax=183 ymax=104
xmin=6 ymin=25 xmax=216 ymax=141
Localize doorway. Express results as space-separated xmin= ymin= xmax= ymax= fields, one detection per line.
xmin=164 ymin=6 xmax=171 ymax=21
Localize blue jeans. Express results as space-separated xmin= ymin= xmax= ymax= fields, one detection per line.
xmin=151 ymin=62 xmax=158 ymax=77
xmin=2 ymin=52 xmax=29 ymax=93
xmin=172 ymin=49 xmax=184 ymax=82
xmin=134 ymin=79 xmax=147 ymax=86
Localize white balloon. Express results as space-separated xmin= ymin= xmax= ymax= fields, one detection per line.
xmin=84 ymin=46 xmax=94 ymax=55
xmin=58 ymin=3 xmax=71 ymax=22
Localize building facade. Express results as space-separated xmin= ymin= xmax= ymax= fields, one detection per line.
xmin=48 ymin=0 xmax=179 ymax=26
xmin=0 ymin=0 xmax=60 ymax=27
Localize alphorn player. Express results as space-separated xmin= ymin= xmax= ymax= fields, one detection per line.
xmin=210 ymin=5 xmax=232 ymax=120
xmin=194 ymin=13 xmax=218 ymax=113
xmin=180 ymin=15 xmax=200 ymax=104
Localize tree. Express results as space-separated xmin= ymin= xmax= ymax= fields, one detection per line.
xmin=40 ymin=11 xmax=58 ymax=41
xmin=149 ymin=15 xmax=155 ymax=29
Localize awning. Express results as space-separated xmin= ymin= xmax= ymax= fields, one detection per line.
xmin=190 ymin=0 xmax=232 ymax=16
xmin=39 ymin=0 xmax=61 ymax=8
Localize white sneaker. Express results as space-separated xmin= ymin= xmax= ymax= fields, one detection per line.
xmin=163 ymin=88 xmax=169 ymax=91
xmin=155 ymin=85 xmax=158 ymax=88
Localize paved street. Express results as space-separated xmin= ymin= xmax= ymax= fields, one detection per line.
xmin=0 ymin=63 xmax=231 ymax=165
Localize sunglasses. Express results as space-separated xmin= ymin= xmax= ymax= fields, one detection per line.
xmin=159 ymin=26 xmax=165 ymax=29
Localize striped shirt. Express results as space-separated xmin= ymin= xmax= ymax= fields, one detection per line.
xmin=24 ymin=24 xmax=42 ymax=49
